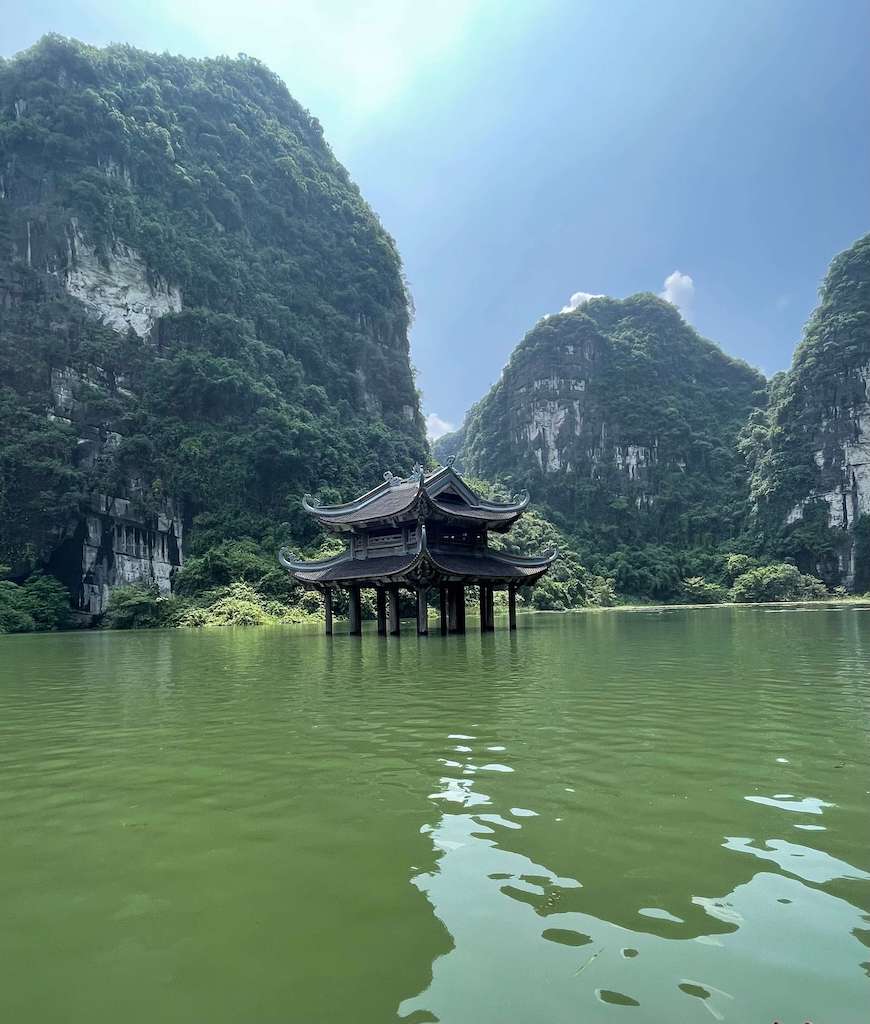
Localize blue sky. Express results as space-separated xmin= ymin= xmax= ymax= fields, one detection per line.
xmin=4 ymin=1 xmax=869 ymax=437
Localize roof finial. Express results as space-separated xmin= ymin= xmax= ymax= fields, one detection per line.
xmin=383 ymin=470 xmax=396 ymax=485
xmin=410 ymin=462 xmax=424 ymax=481
xmin=446 ymin=454 xmax=456 ymax=468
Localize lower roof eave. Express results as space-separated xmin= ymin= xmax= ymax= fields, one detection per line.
xmin=293 ymin=571 xmax=549 ymax=589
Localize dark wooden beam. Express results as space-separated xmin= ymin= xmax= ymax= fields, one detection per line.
xmin=486 ymin=585 xmax=495 ymax=631
xmin=508 ymin=585 xmax=517 ymax=630
xmin=439 ymin=586 xmax=448 ymax=635
xmin=324 ymin=588 xmax=333 ymax=635
xmin=479 ymin=584 xmax=487 ymax=634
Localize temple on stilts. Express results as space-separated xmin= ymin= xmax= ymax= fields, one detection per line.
xmin=279 ymin=459 xmax=556 ymax=636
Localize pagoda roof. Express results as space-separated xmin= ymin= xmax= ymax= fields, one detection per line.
xmin=279 ymin=523 xmax=556 ymax=588
xmin=301 ymin=461 xmax=529 ymax=532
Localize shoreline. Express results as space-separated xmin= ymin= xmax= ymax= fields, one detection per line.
xmin=4 ymin=595 xmax=870 ymax=639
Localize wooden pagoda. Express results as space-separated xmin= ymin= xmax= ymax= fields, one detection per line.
xmin=279 ymin=459 xmax=556 ymax=636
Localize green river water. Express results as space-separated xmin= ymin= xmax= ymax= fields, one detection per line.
xmin=1 ymin=606 xmax=868 ymax=1023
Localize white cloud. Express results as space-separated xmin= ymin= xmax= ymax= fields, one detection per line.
xmin=560 ymin=290 xmax=604 ymax=314
xmin=660 ymin=270 xmax=694 ymax=316
xmin=426 ymin=412 xmax=455 ymax=440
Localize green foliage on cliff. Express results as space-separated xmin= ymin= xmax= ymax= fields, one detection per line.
xmin=730 ymin=563 xmax=828 ymax=603
xmin=741 ymin=233 xmax=870 ymax=581
xmin=439 ymin=295 xmax=766 ymax=599
xmin=0 ymin=571 xmax=71 ymax=632
xmin=490 ymin=507 xmax=616 ymax=610
xmin=0 ymin=36 xmax=426 ymax=585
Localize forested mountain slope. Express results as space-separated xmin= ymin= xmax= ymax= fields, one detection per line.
xmin=437 ymin=295 xmax=766 ymax=559
xmin=0 ymin=36 xmax=426 ymax=615
xmin=741 ymin=234 xmax=870 ymax=589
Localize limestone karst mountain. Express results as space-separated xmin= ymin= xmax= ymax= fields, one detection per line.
xmin=0 ymin=36 xmax=426 ymax=615
xmin=437 ymin=295 xmax=766 ymax=556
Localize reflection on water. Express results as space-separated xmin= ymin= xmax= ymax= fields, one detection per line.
xmin=745 ymin=793 xmax=834 ymax=814
xmin=400 ymin=718 xmax=869 ymax=1023
xmin=1 ymin=606 xmax=869 ymax=1023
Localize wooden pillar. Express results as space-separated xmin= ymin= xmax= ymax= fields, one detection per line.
xmin=479 ymin=584 xmax=487 ymax=634
xmin=487 ymin=585 xmax=495 ymax=631
xmin=376 ymin=588 xmax=387 ymax=636
xmin=348 ymin=585 xmax=362 ymax=636
xmin=508 ymin=585 xmax=517 ymax=631
xmin=387 ymin=584 xmax=400 ymax=636
xmin=439 ymin=586 xmax=448 ymax=635
xmin=324 ymin=588 xmax=333 ymax=635
xmin=417 ymin=588 xmax=429 ymax=635
xmin=447 ymin=584 xmax=467 ymax=633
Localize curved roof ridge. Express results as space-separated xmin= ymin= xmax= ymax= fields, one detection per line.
xmin=472 ymin=489 xmax=530 ymax=512
xmin=302 ymin=475 xmax=418 ymax=518
xmin=278 ymin=547 xmax=352 ymax=572
xmin=484 ymin=546 xmax=558 ymax=568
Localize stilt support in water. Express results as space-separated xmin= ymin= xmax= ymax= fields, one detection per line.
xmin=479 ymin=584 xmax=495 ymax=632
xmin=447 ymin=583 xmax=466 ymax=634
xmin=387 ymin=584 xmax=401 ymax=636
xmin=417 ymin=588 xmax=429 ymax=635
xmin=376 ymin=588 xmax=387 ymax=636
xmin=348 ymin=585 xmax=362 ymax=636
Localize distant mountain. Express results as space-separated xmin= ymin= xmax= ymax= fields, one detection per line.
xmin=437 ymin=295 xmax=766 ymax=554
xmin=0 ymin=36 xmax=426 ymax=614
xmin=742 ymin=233 xmax=870 ymax=589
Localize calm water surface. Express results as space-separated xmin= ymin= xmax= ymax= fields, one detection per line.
xmin=1 ymin=607 xmax=869 ymax=1023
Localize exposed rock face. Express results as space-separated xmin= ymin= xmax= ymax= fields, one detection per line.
xmin=746 ymin=234 xmax=870 ymax=588
xmin=43 ymin=363 xmax=184 ymax=616
xmin=439 ymin=295 xmax=765 ymax=548
xmin=50 ymin=496 xmax=183 ymax=617
xmin=785 ymin=367 xmax=870 ymax=536
xmin=79 ymin=498 xmax=181 ymax=614
xmin=65 ymin=223 xmax=181 ymax=337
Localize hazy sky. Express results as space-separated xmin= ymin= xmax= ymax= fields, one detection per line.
xmin=4 ymin=1 xmax=870 ymax=437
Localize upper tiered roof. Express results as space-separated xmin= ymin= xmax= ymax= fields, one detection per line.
xmin=301 ymin=459 xmax=529 ymax=532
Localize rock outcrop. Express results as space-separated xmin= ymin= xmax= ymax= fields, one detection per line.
xmin=50 ymin=495 xmax=182 ymax=617
xmin=65 ymin=222 xmax=182 ymax=338
xmin=42 ymin=364 xmax=184 ymax=616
